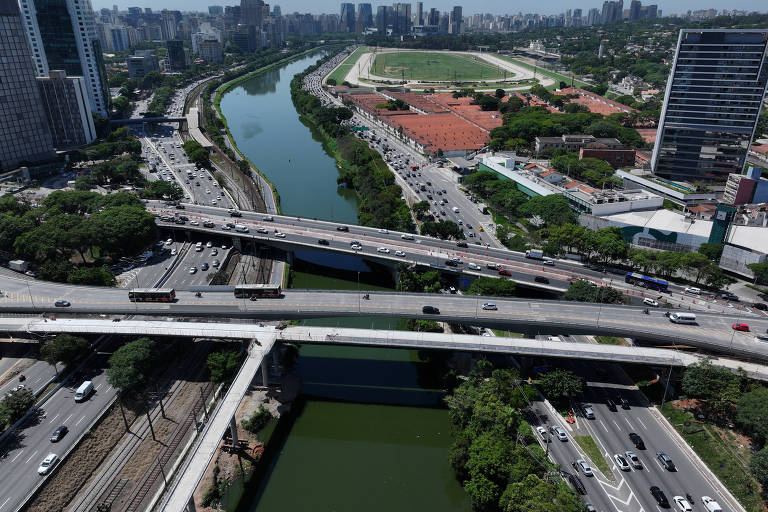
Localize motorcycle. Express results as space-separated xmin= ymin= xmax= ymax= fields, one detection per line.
xmin=362 ymin=294 xmax=370 ymax=300
xmin=18 ymin=374 xmax=25 ymax=382
xmin=643 ymin=308 xmax=650 ymax=315
xmin=195 ymin=291 xmax=202 ymax=298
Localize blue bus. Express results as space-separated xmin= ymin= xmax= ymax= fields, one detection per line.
xmin=625 ymin=272 xmax=669 ymax=292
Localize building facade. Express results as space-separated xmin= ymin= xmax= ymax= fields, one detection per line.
xmin=651 ymin=29 xmax=768 ymax=182
xmin=36 ymin=70 xmax=96 ymax=148
xmin=166 ymin=39 xmax=187 ymax=71
xmin=127 ymin=50 xmax=159 ymax=78
xmin=198 ymin=38 xmax=223 ymax=63
xmin=0 ymin=0 xmax=55 ymax=169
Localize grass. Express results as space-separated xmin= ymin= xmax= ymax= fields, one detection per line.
xmin=371 ymin=51 xmax=509 ymax=82
xmin=495 ymin=55 xmax=592 ymax=89
xmin=325 ymin=46 xmax=369 ymax=85
xmin=491 ymin=329 xmax=524 ymax=338
xmin=661 ymin=403 xmax=764 ymax=512
xmin=594 ymin=336 xmax=625 ymax=345
xmin=573 ymin=434 xmax=615 ymax=482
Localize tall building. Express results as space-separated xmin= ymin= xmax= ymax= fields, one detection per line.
xmin=416 ymin=1 xmax=423 ymax=25
xmin=375 ymin=5 xmax=390 ymax=33
xmin=166 ymin=39 xmax=187 ymax=71
xmin=356 ymin=3 xmax=372 ymax=32
xmin=19 ymin=0 xmax=109 ymax=116
xmin=651 ymin=30 xmax=768 ymax=181
xmin=160 ymin=9 xmax=177 ymax=39
xmin=586 ymin=8 xmax=601 ymax=25
xmin=0 ymin=0 xmax=55 ymax=169
xmin=427 ymin=7 xmax=439 ymax=25
xmin=629 ymin=0 xmax=641 ymax=20
xmin=449 ymin=6 xmax=462 ymax=34
xmin=37 ymin=70 xmax=96 ymax=148
xmin=198 ymin=39 xmax=223 ymax=63
xmin=241 ymin=0 xmax=264 ymax=28
xmin=208 ymin=5 xmax=223 ymax=16
xmin=127 ymin=50 xmax=159 ymax=78
xmin=392 ymin=2 xmax=411 ymax=34
xmin=340 ymin=2 xmax=355 ymax=32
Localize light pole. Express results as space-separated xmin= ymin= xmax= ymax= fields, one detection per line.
xmin=26 ymin=278 xmax=35 ymax=311
xmin=357 ymin=271 xmax=361 ymax=313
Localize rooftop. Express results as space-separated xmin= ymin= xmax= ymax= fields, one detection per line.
xmin=602 ymin=208 xmax=713 ymax=238
xmin=554 ymin=87 xmax=638 ymax=115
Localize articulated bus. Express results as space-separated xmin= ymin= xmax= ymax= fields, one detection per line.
xmin=625 ymin=272 xmax=669 ymax=293
xmin=233 ymin=284 xmax=282 ymax=299
xmin=128 ymin=288 xmax=176 ymax=302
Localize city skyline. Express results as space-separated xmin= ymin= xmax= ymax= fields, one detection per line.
xmin=90 ymin=0 xmax=766 ymax=16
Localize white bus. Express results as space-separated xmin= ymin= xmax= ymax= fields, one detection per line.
xmin=669 ymin=312 xmax=697 ymax=324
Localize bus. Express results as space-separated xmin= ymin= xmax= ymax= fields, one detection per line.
xmin=128 ymin=288 xmax=176 ymax=302
xmin=625 ymin=272 xmax=669 ymax=293
xmin=233 ymin=284 xmax=282 ymax=299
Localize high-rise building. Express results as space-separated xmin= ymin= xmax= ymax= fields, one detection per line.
xmin=449 ymin=6 xmax=462 ymax=34
xmin=416 ymin=2 xmax=423 ymax=25
xmin=392 ymin=2 xmax=411 ymax=34
xmin=427 ymin=8 xmax=439 ymax=26
xmin=19 ymin=0 xmax=109 ymax=116
xmin=586 ymin=8 xmax=601 ymax=25
xmin=160 ymin=9 xmax=176 ymax=39
xmin=241 ymin=0 xmax=264 ymax=28
xmin=198 ymin=39 xmax=223 ymax=63
xmin=127 ymin=50 xmax=159 ymax=78
xmin=36 ymin=70 xmax=96 ymax=148
xmin=629 ymin=0 xmax=641 ymax=20
xmin=652 ymin=30 xmax=768 ymax=181
xmin=375 ymin=5 xmax=390 ymax=33
xmin=340 ymin=3 xmax=355 ymax=32
xmin=356 ymin=3 xmax=372 ymax=32
xmin=166 ymin=39 xmax=187 ymax=71
xmin=208 ymin=5 xmax=223 ymax=16
xmin=0 ymin=0 xmax=55 ymax=169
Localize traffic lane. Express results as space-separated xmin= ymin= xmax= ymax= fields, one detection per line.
xmin=0 ymin=361 xmax=55 ymax=402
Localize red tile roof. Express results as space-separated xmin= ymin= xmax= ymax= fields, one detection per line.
xmin=554 ymin=87 xmax=638 ymax=115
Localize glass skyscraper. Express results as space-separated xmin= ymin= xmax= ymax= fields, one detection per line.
xmin=651 ymin=30 xmax=768 ymax=182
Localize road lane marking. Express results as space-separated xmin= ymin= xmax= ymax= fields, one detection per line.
xmin=0 ymin=497 xmax=10 ymax=510
xmin=11 ymin=451 xmax=23 ymax=463
xmin=49 ymin=413 xmax=60 ymax=424
xmin=623 ymin=417 xmax=635 ymax=430
xmin=636 ymin=417 xmax=647 ymax=430
xmin=24 ymin=450 xmax=38 ymax=464
xmin=613 ymin=420 xmax=622 ymax=431
xmin=63 ymin=414 xmax=73 ymax=424
xmin=75 ymin=415 xmax=86 ymax=426
xmin=599 ymin=419 xmax=609 ymax=432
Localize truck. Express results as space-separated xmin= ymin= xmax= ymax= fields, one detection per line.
xmin=8 ymin=260 xmax=29 ymax=272
xmin=525 ymin=249 xmax=544 ymax=260
xmin=74 ymin=381 xmax=93 ymax=402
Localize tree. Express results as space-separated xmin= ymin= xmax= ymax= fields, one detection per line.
xmin=538 ymin=369 xmax=583 ymax=402
xmin=412 ymin=200 xmax=430 ymax=220
xmin=406 ymin=319 xmax=444 ymax=332
xmin=747 ymin=262 xmax=768 ymax=285
xmin=698 ymin=243 xmax=723 ymax=262
xmin=106 ymin=337 xmax=155 ymax=392
xmin=326 ymin=78 xmax=337 ymax=86
xmin=0 ymin=388 xmax=35 ymax=426
xmin=182 ymin=140 xmax=211 ymax=167
xmin=467 ymin=277 xmax=516 ymax=297
xmin=682 ymin=359 xmax=740 ymax=418
xmin=563 ymin=280 xmax=625 ymax=304
xmin=207 ymin=351 xmax=242 ymax=383
xmin=495 ymin=88 xmax=505 ymax=99
xmin=736 ymin=387 xmax=768 ymax=446
xmin=519 ymin=195 xmax=577 ymax=226
xmin=41 ymin=334 xmax=90 ymax=370
xmin=242 ymin=405 xmax=273 ymax=433
xmin=142 ymin=180 xmax=184 ymax=200
xmin=750 ymin=447 xmax=768 ymax=488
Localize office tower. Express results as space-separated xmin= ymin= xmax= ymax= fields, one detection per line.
xmin=127 ymin=50 xmax=159 ymax=78
xmin=340 ymin=3 xmax=355 ymax=32
xmin=416 ymin=1 xmax=423 ymax=25
xmin=375 ymin=5 xmax=389 ymax=33
xmin=36 ymin=70 xmax=96 ymax=148
xmin=166 ymin=39 xmax=187 ymax=71
xmin=0 ymin=0 xmax=55 ymax=170
xmin=198 ymin=39 xmax=223 ymax=63
xmin=652 ymin=30 xmax=768 ymax=181
xmin=587 ymin=8 xmax=601 ymax=25
xmin=19 ymin=0 xmax=109 ymax=117
xmin=231 ymin=24 xmax=257 ymax=52
xmin=572 ymin=8 xmax=582 ymax=26
xmin=427 ymin=8 xmax=439 ymax=25
xmin=438 ymin=12 xmax=449 ymax=33
xmin=641 ymin=4 xmax=658 ymax=18
xmin=160 ymin=9 xmax=177 ymax=39
xmin=241 ymin=0 xmax=264 ymax=28
xmin=601 ymin=0 xmax=623 ymax=23
xmin=127 ymin=6 xmax=141 ymax=15
xmin=390 ymin=2 xmax=410 ymax=34
xmin=449 ymin=6 xmax=462 ymax=34
xmin=356 ymin=3 xmax=372 ymax=32
xmin=629 ymin=0 xmax=641 ymax=20
xmin=272 ymin=5 xmax=281 ymax=17
xmin=208 ymin=5 xmax=223 ymax=15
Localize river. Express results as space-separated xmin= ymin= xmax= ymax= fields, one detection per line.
xmin=219 ymin=52 xmax=359 ymax=224
xmin=220 ymin=54 xmax=469 ymax=512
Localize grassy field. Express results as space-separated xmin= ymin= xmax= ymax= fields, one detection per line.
xmin=595 ymin=336 xmax=626 ymax=345
xmin=495 ymin=55 xmax=592 ymax=90
xmin=325 ymin=46 xmax=369 ymax=84
xmin=371 ymin=51 xmax=510 ymax=82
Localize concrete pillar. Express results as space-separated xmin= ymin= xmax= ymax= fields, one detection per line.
xmin=261 ymin=358 xmax=268 ymax=387
xmin=229 ymin=416 xmax=238 ymax=445
xmin=232 ymin=236 xmax=242 ymax=250
xmin=272 ymin=347 xmax=279 ymax=376
xmin=186 ymin=496 xmax=197 ymax=512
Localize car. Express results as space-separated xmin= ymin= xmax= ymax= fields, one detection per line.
xmin=656 ymin=451 xmax=676 ymax=471
xmin=422 ymin=306 xmax=440 ymax=314
xmin=263 ymin=216 xmax=274 ymax=221
xmin=201 ymin=263 xmax=209 ymax=271
xmin=229 ymin=210 xmax=242 ymax=217
xmin=38 ymin=453 xmax=59 ymax=475
xmin=584 ymin=502 xmax=596 ymax=512
xmin=670 ymin=496 xmax=696 ymax=512
xmin=605 ymin=398 xmax=617 ymax=411
xmin=211 ymin=249 xmax=218 ymax=256
xmin=700 ymin=496 xmax=723 ymax=512
xmin=486 ymin=263 xmax=501 ymax=270
xmin=50 ymin=425 xmax=68 ymax=443
xmin=629 ymin=432 xmax=645 ymax=449
xmin=650 ymin=486 xmax=670 ymax=508
xmin=549 ymin=425 xmax=568 ymax=441
xmin=625 ymin=450 xmax=642 ymax=469
xmin=206 ymin=241 xmax=213 ymax=248
xmin=54 ymin=300 xmax=70 ymax=307
xmin=165 ymin=238 xmax=173 ymax=245
xmin=336 ymin=225 xmax=349 ymax=232
xmin=351 ymin=244 xmax=362 ymax=251
xmin=378 ymin=228 xmax=388 ymax=234
xmin=498 ymin=269 xmax=511 ymax=276
xmin=212 ymin=259 xmax=220 ymax=267
xmin=274 ymin=232 xmax=286 ymax=238
xmin=614 ymin=453 xmax=631 ymax=471
xmin=203 ymin=221 xmax=215 ymax=228
xmin=377 ymin=247 xmax=390 ymax=254
xmin=720 ymin=292 xmax=739 ymax=301
xmin=467 ymin=263 xmax=481 ymax=270
xmin=534 ymin=276 xmax=550 ymax=284
xmin=445 ymin=259 xmax=458 ymax=267
xmin=576 ymin=459 xmax=593 ymax=477
xmin=752 ymin=302 xmax=768 ymax=311
xmin=456 ymin=241 xmax=468 ymax=248
xmin=394 ymin=250 xmax=406 ymax=257
xmin=221 ymin=225 xmax=231 ymax=231
xmin=535 ymin=426 xmax=548 ymax=441
xmin=189 ymin=266 xmax=197 ymax=274
xmin=170 ymin=248 xmax=178 ymax=256
xmin=257 ymin=227 xmax=269 ymax=234
xmin=618 ymin=395 xmax=630 ymax=409
xmin=580 ymin=404 xmax=595 ymax=419
xmin=684 ymin=286 xmax=701 ymax=295
xmin=643 ymin=298 xmax=660 ymax=307
xmin=481 ymin=303 xmax=497 ymax=311
xmin=189 ymin=220 xmax=200 ymax=226
xmin=318 ymin=239 xmax=330 ymax=245
xmin=732 ymin=323 xmax=750 ymax=331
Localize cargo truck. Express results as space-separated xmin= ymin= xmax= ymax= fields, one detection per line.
xmin=8 ymin=260 xmax=29 ymax=272
xmin=525 ymin=249 xmax=543 ymax=260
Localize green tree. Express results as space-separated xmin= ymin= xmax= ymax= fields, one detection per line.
xmin=495 ymin=88 xmax=505 ymax=99
xmin=412 ymin=200 xmax=430 ymax=219
xmin=748 ymin=262 xmax=768 ymax=285
xmin=242 ymin=405 xmax=273 ymax=433
xmin=750 ymin=447 xmax=768 ymax=488
xmin=698 ymin=243 xmax=723 ymax=262
xmin=183 ymin=140 xmax=211 ymax=167
xmin=682 ymin=359 xmax=740 ymax=418
xmin=467 ymin=277 xmax=517 ymax=297
xmin=40 ymin=334 xmax=90 ymax=370
xmin=563 ymin=280 xmax=625 ymax=304
xmin=519 ymin=195 xmax=577 ymax=226
xmin=106 ymin=337 xmax=155 ymax=392
xmin=207 ymin=351 xmax=242 ymax=383
xmin=736 ymin=387 xmax=768 ymax=446
xmin=0 ymin=388 xmax=35 ymax=425
xmin=538 ymin=369 xmax=583 ymax=402
xmin=406 ymin=319 xmax=444 ymax=332
xmin=326 ymin=78 xmax=337 ymax=86
xmin=142 ymin=180 xmax=184 ymax=200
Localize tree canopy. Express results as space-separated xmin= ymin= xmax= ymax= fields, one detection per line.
xmin=41 ymin=334 xmax=90 ymax=369
xmin=106 ymin=337 xmax=155 ymax=392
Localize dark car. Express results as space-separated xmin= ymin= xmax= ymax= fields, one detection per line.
xmin=336 ymin=225 xmax=349 ymax=232
xmin=201 ymin=263 xmax=209 ymax=271
xmin=618 ymin=396 xmax=630 ymax=409
xmin=50 ymin=425 xmax=68 ymax=442
xmin=534 ymin=276 xmax=550 ymax=284
xmin=54 ymin=300 xmax=70 ymax=307
xmin=720 ymin=292 xmax=739 ymax=301
xmin=229 ymin=210 xmax=242 ymax=217
xmin=203 ymin=221 xmax=215 ymax=228
xmin=752 ymin=302 xmax=768 ymax=311
xmin=629 ymin=432 xmax=645 ymax=449
xmin=656 ymin=451 xmax=676 ymax=471
xmin=605 ymin=399 xmax=617 ymax=412
xmin=422 ymin=306 xmax=440 ymax=314
xmin=456 ymin=241 xmax=468 ymax=248
xmin=318 ymin=239 xmax=330 ymax=245
xmin=174 ymin=204 xmax=185 ymax=209
xmin=650 ymin=486 xmax=670 ymax=508
xmin=445 ymin=260 xmax=458 ymax=267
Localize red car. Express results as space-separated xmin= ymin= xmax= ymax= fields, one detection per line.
xmin=498 ymin=269 xmax=511 ymax=276
xmin=732 ymin=323 xmax=750 ymax=332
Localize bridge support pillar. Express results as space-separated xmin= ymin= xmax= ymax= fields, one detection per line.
xmin=232 ymin=236 xmax=242 ymax=251
xmin=272 ymin=347 xmax=280 ymax=377
xmin=261 ymin=358 xmax=268 ymax=387
xmin=229 ymin=416 xmax=238 ymax=445
xmin=186 ymin=496 xmax=197 ymax=512
xmin=286 ymin=250 xmax=294 ymax=265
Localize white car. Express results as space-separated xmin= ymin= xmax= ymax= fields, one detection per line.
xmin=351 ymin=244 xmax=362 ymax=251
xmin=38 ymin=453 xmax=59 ymax=475
xmin=170 ymin=248 xmax=177 ymax=256
xmin=624 ymin=450 xmax=642 ymax=469
xmin=535 ymin=426 xmax=548 ymax=441
xmin=576 ymin=459 xmax=593 ymax=477
xmin=481 ymin=302 xmax=497 ymax=310
xmin=614 ymin=453 xmax=631 ymax=471
xmin=700 ymin=496 xmax=723 ymax=512
xmin=549 ymin=425 xmax=567 ymax=441
xmin=684 ymin=286 xmax=701 ymax=295
xmin=378 ymin=228 xmax=388 ymax=233
xmin=643 ymin=297 xmax=659 ymax=307
xmin=274 ymin=232 xmax=286 ymax=238
xmin=376 ymin=247 xmax=390 ymax=254
xmin=189 ymin=266 xmax=197 ymax=274
xmin=394 ymin=250 xmax=406 ymax=257
xmin=165 ymin=238 xmax=173 ymax=245
xmin=189 ymin=220 xmax=199 ymax=226
xmin=206 ymin=241 xmax=213 ymax=248
xmin=467 ymin=263 xmax=481 ymax=270
xmin=673 ymin=496 xmax=693 ymax=511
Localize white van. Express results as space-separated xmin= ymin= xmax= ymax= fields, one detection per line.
xmin=452 ymin=207 xmax=460 ymax=213
xmin=400 ymin=234 xmax=414 ymax=240
xmin=235 ymin=225 xmax=249 ymax=233
xmin=669 ymin=312 xmax=697 ymax=324
xmin=74 ymin=381 xmax=93 ymax=402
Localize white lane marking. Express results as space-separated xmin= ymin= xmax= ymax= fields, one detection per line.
xmin=599 ymin=419 xmax=609 ymax=432
xmin=24 ymin=450 xmax=38 ymax=464
xmin=49 ymin=413 xmax=60 ymax=424
xmin=63 ymin=414 xmax=73 ymax=424
xmin=10 ymin=451 xmax=23 ymax=463
xmin=636 ymin=417 xmax=647 ymax=430
xmin=613 ymin=419 xmax=622 ymax=431
xmin=0 ymin=497 xmax=10 ymax=510
xmin=94 ymin=383 xmax=101 ymax=391
xmin=75 ymin=415 xmax=86 ymax=426
xmin=623 ymin=417 xmax=635 ymax=430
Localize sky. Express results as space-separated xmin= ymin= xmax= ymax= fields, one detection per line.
xmin=92 ymin=0 xmax=764 ymax=17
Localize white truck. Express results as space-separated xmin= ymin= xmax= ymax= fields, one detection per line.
xmin=74 ymin=381 xmax=93 ymax=402
xmin=525 ymin=249 xmax=543 ymax=260
xmin=700 ymin=497 xmax=722 ymax=512
xmin=8 ymin=260 xmax=29 ymax=272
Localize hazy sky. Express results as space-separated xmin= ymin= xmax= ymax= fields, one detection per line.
xmin=93 ymin=0 xmax=762 ymax=17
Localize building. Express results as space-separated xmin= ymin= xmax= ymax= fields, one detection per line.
xmin=241 ymin=0 xmax=264 ymax=28
xmin=0 ymin=0 xmax=55 ymax=170
xmin=340 ymin=2 xmax=355 ymax=32
xmin=36 ymin=70 xmax=96 ymax=148
xmin=231 ymin=23 xmax=257 ymax=53
xmin=449 ymin=5 xmax=462 ymax=34
xmin=356 ymin=3 xmax=372 ymax=32
xmin=614 ymin=169 xmax=719 ymax=207
xmin=723 ymin=173 xmax=757 ymax=205
xmin=166 ymin=39 xmax=187 ymax=71
xmin=208 ymin=5 xmax=223 ymax=15
xmin=127 ymin=50 xmax=159 ymax=78
xmin=197 ymin=39 xmax=223 ymax=63
xmin=535 ymin=135 xmax=623 ymax=155
xmin=19 ymin=0 xmax=110 ymax=116
xmin=392 ymin=2 xmax=411 ymax=34
xmin=651 ymin=30 xmax=768 ymax=182
xmin=160 ymin=9 xmax=176 ymax=39
xmin=579 ymin=146 xmax=636 ymax=169
xmin=416 ymin=1 xmax=423 ymax=25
